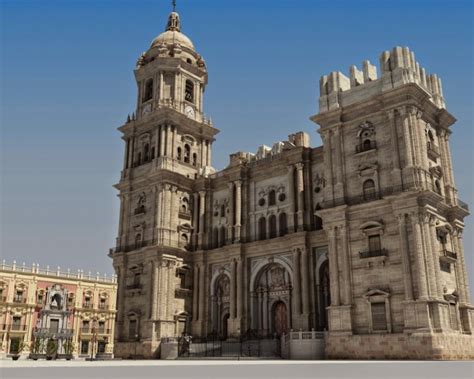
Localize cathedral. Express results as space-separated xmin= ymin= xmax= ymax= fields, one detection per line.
xmin=110 ymin=7 xmax=473 ymax=359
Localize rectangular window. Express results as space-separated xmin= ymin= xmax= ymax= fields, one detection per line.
xmin=133 ymin=273 xmax=141 ymax=287
xmin=82 ymin=321 xmax=90 ymax=332
xmin=15 ymin=290 xmax=23 ymax=302
xmin=440 ymin=260 xmax=451 ymax=273
xmin=449 ymin=304 xmax=458 ymax=330
xmin=49 ymin=319 xmax=59 ymax=333
xmin=129 ymin=320 xmax=137 ymax=339
xmin=98 ymin=341 xmax=106 ymax=353
xmin=371 ymin=302 xmax=387 ymax=331
xmin=98 ymin=321 xmax=105 ymax=333
xmin=12 ymin=316 xmax=21 ymax=330
xmin=37 ymin=293 xmax=43 ymax=304
xmin=81 ymin=341 xmax=89 ymax=354
xmin=368 ymin=235 xmax=381 ymax=253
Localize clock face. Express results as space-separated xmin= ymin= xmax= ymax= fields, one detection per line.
xmin=184 ymin=105 xmax=195 ymax=119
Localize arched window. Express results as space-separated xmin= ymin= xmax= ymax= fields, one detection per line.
xmin=151 ymin=147 xmax=155 ymax=160
xmin=279 ymin=213 xmax=288 ymax=237
xmin=268 ymin=190 xmax=276 ymax=206
xmin=143 ymin=79 xmax=153 ymax=102
xmin=185 ymin=80 xmax=194 ymax=103
xmin=180 ymin=234 xmax=188 ymax=248
xmin=434 ymin=180 xmax=442 ymax=195
xmin=219 ymin=226 xmax=226 ymax=247
xmin=177 ymin=147 xmax=182 ymax=160
xmin=269 ymin=215 xmax=277 ymax=239
xmin=184 ymin=144 xmax=191 ymax=163
xmin=363 ymin=139 xmax=372 ymax=151
xmin=137 ymin=152 xmax=142 ymax=166
xmin=135 ymin=234 xmax=142 ymax=249
xmin=220 ymin=204 xmax=226 ymax=217
xmin=363 ymin=179 xmax=376 ymax=201
xmin=258 ymin=217 xmax=266 ymax=241
xmin=144 ymin=143 xmax=150 ymax=162
xmin=192 ymin=153 xmax=197 ymax=166
xmin=315 ymin=203 xmax=323 ymax=230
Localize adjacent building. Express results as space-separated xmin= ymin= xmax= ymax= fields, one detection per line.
xmin=110 ymin=7 xmax=473 ymax=359
xmin=0 ymin=261 xmax=117 ymax=359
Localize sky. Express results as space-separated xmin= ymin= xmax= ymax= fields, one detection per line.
xmin=1 ymin=0 xmax=473 ymax=294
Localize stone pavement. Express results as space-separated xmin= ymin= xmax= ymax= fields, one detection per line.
xmin=1 ymin=360 xmax=473 ymax=379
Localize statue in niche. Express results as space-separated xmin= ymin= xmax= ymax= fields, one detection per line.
xmin=269 ymin=266 xmax=285 ymax=289
xmin=216 ymin=276 xmax=230 ymax=298
xmin=50 ymin=293 xmax=62 ymax=309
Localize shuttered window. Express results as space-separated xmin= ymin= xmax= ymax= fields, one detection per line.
xmin=371 ymin=302 xmax=387 ymax=331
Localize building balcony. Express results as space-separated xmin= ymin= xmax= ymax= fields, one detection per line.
xmin=359 ymin=249 xmax=388 ymax=259
xmin=355 ymin=140 xmax=377 ymax=154
xmin=110 ymin=238 xmax=157 ymax=254
xmin=126 ymin=283 xmax=142 ymax=290
xmin=12 ymin=298 xmax=27 ymax=304
xmin=441 ymin=249 xmax=457 ymax=261
xmin=82 ymin=303 xmax=93 ymax=309
xmin=457 ymin=199 xmax=469 ymax=212
xmin=10 ymin=324 xmax=27 ymax=332
xmin=33 ymin=327 xmax=73 ymax=338
xmin=98 ymin=303 xmax=109 ymax=310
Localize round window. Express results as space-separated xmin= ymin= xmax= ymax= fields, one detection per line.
xmin=278 ymin=193 xmax=286 ymax=202
xmin=314 ymin=186 xmax=321 ymax=193
xmin=258 ymin=198 xmax=266 ymax=207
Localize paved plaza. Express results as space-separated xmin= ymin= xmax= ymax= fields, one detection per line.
xmin=1 ymin=360 xmax=473 ymax=379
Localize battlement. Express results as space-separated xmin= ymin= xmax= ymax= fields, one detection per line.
xmin=319 ymin=46 xmax=445 ymax=112
xmin=226 ymin=132 xmax=310 ymax=168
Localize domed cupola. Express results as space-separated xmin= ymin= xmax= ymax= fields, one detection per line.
xmin=136 ymin=6 xmax=206 ymax=70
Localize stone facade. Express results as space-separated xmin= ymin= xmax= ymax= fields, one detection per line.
xmin=0 ymin=261 xmax=117 ymax=359
xmin=110 ymin=9 xmax=473 ymax=359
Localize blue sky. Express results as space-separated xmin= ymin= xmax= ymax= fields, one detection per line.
xmin=1 ymin=0 xmax=473 ymax=294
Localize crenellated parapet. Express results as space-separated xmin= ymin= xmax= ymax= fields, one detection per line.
xmin=319 ymin=46 xmax=446 ymax=113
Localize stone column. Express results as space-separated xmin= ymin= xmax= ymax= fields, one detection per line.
xmin=340 ymin=224 xmax=352 ymax=305
xmin=198 ymin=191 xmax=206 ymax=248
xmin=292 ymin=249 xmax=301 ymax=316
xmin=166 ymin=124 xmax=173 ymax=157
xmin=155 ymin=186 xmax=163 ymax=244
xmin=301 ymin=248 xmax=310 ymax=317
xmin=397 ymin=214 xmax=414 ymax=300
xmin=192 ymin=193 xmax=199 ymax=248
xmin=154 ymin=127 xmax=160 ymax=160
xmin=333 ymin=126 xmax=344 ymax=199
xmin=401 ymin=109 xmax=414 ymax=169
xmin=428 ymin=217 xmax=443 ymax=298
xmin=123 ymin=138 xmax=130 ymax=170
xmin=198 ymin=264 xmax=206 ymax=321
xmin=160 ymin=125 xmax=166 ymax=157
xmin=388 ymin=110 xmax=402 ymax=187
xmin=172 ymin=126 xmax=177 ymax=159
xmin=453 ymin=230 xmax=469 ymax=303
xmin=128 ymin=136 xmax=135 ymax=168
xmin=151 ymin=260 xmax=160 ymax=319
xmin=230 ymin=260 xmax=236 ymax=319
xmin=234 ymin=181 xmax=242 ymax=242
xmin=295 ymin=163 xmax=305 ymax=231
xmin=410 ymin=213 xmax=429 ymax=299
xmin=236 ymin=258 xmax=243 ymax=321
xmin=201 ymin=140 xmax=207 ymax=167
xmin=287 ymin=165 xmax=296 ymax=232
xmin=192 ymin=264 xmax=199 ymax=321
xmin=207 ymin=141 xmax=212 ymax=166
xmin=327 ymin=227 xmax=340 ymax=306
xmin=321 ymin=130 xmax=334 ymax=201
xmin=421 ymin=213 xmax=438 ymax=298
xmin=227 ymin=182 xmax=234 ymax=243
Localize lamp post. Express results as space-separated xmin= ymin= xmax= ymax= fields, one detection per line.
xmin=90 ymin=318 xmax=97 ymax=361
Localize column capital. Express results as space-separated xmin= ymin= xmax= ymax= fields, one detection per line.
xmin=295 ymin=162 xmax=304 ymax=171
xmin=234 ymin=180 xmax=242 ymax=188
xmin=287 ymin=164 xmax=294 ymax=173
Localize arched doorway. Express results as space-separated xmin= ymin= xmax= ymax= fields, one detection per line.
xmin=211 ymin=274 xmax=230 ymax=338
xmin=251 ymin=263 xmax=292 ymax=337
xmin=272 ymin=301 xmax=288 ymax=337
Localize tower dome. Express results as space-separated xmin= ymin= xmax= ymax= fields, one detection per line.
xmin=150 ymin=11 xmax=195 ymax=51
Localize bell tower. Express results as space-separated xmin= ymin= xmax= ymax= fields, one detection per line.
xmin=110 ymin=4 xmax=218 ymax=358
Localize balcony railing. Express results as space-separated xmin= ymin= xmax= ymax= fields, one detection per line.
xmin=13 ymin=298 xmax=26 ymax=304
xmin=80 ymin=327 xmax=91 ymax=333
xmin=98 ymin=303 xmax=108 ymax=310
xmin=82 ymin=303 xmax=93 ymax=309
xmin=359 ymin=249 xmax=388 ymax=259
xmin=442 ymin=249 xmax=457 ymax=260
xmin=110 ymin=238 xmax=157 ymax=254
xmin=356 ymin=140 xmax=377 ymax=154
xmin=33 ymin=327 xmax=73 ymax=338
xmin=126 ymin=283 xmax=142 ymax=290
xmin=10 ymin=324 xmax=27 ymax=331
xmin=457 ymin=199 xmax=469 ymax=211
